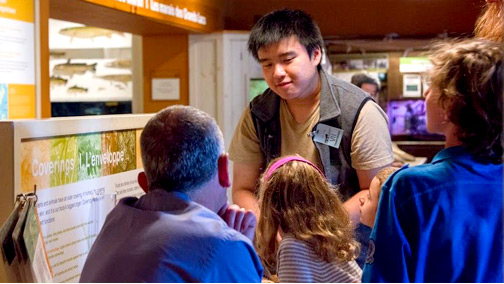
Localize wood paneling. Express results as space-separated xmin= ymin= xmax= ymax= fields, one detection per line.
xmin=224 ymin=0 xmax=484 ymax=38
xmin=50 ymin=0 xmax=192 ymax=35
xmin=142 ymin=34 xmax=189 ymax=113
xmin=78 ymin=0 xmax=224 ymax=33
xmin=387 ymin=52 xmax=402 ymax=100
xmin=40 ymin=0 xmax=51 ymax=118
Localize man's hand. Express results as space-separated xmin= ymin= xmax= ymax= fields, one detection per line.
xmin=218 ymin=204 xmax=257 ymax=241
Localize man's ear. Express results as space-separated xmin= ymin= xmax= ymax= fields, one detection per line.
xmin=138 ymin=171 xmax=149 ymax=193
xmin=218 ymin=154 xmax=230 ymax=188
xmin=312 ymin=46 xmax=322 ymax=66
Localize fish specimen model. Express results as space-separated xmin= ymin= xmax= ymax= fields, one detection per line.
xmin=96 ymin=74 xmax=132 ymax=85
xmin=67 ymin=85 xmax=88 ymax=94
xmin=50 ymin=76 xmax=68 ymax=87
xmin=53 ymin=60 xmax=97 ymax=77
xmin=105 ymin=59 xmax=131 ymax=69
xmin=49 ymin=51 xmax=66 ymax=59
xmin=59 ymin=26 xmax=123 ymax=43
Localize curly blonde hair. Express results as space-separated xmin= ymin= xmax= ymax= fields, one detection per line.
xmin=256 ymin=157 xmax=359 ymax=272
xmin=427 ymin=39 xmax=503 ymax=162
xmin=375 ymin=167 xmax=400 ymax=188
xmin=474 ymin=0 xmax=503 ymax=42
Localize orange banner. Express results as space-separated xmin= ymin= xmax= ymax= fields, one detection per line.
xmin=0 ymin=0 xmax=34 ymax=23
xmin=8 ymin=84 xmax=36 ymax=119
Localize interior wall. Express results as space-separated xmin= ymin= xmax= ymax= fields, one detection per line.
xmin=132 ymin=35 xmax=144 ymax=113
xmin=224 ymin=0 xmax=483 ymax=38
xmin=142 ymin=34 xmax=189 ymax=113
xmin=387 ymin=52 xmax=402 ymax=100
xmin=40 ymin=0 xmax=50 ymax=118
xmin=387 ymin=50 xmax=426 ymax=100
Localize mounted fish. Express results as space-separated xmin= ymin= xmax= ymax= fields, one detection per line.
xmin=67 ymin=85 xmax=88 ymax=94
xmin=50 ymin=76 xmax=68 ymax=88
xmin=59 ymin=26 xmax=124 ymax=43
xmin=105 ymin=59 xmax=131 ymax=69
xmin=96 ymin=74 xmax=132 ymax=86
xmin=53 ymin=60 xmax=97 ymax=77
xmin=49 ymin=51 xmax=66 ymax=59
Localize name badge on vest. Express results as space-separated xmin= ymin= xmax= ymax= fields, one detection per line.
xmin=312 ymin=124 xmax=343 ymax=149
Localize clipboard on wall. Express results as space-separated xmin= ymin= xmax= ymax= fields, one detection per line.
xmin=1 ymin=191 xmax=53 ymax=282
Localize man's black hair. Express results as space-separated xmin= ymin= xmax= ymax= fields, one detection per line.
xmin=351 ymin=73 xmax=379 ymax=89
xmin=248 ymin=9 xmax=324 ymax=62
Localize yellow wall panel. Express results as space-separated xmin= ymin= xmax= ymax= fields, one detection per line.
xmin=8 ymin=84 xmax=36 ymax=119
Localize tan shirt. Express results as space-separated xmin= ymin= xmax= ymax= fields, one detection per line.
xmin=228 ymin=100 xmax=393 ymax=171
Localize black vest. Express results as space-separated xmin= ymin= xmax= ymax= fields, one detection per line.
xmin=250 ymin=70 xmax=371 ymax=200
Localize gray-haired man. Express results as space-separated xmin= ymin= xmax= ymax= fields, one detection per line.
xmin=80 ymin=105 xmax=263 ymax=282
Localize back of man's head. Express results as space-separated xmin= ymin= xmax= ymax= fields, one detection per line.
xmin=351 ymin=73 xmax=378 ymax=89
xmin=247 ymin=9 xmax=323 ymax=61
xmin=140 ymin=105 xmax=223 ymax=193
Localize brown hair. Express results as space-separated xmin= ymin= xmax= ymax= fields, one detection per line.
xmin=474 ymin=0 xmax=503 ymax=42
xmin=256 ymin=157 xmax=359 ymax=272
xmin=427 ymin=39 xmax=503 ymax=162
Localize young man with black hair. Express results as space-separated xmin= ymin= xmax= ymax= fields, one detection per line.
xmin=229 ymin=9 xmax=393 ymax=267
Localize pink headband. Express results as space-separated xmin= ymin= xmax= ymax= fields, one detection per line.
xmin=264 ymin=156 xmax=325 ymax=181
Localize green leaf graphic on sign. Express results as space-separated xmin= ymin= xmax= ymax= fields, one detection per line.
xmin=78 ymin=133 xmax=102 ymax=181
xmin=115 ymin=130 xmax=136 ymax=174
xmin=50 ymin=136 xmax=78 ymax=187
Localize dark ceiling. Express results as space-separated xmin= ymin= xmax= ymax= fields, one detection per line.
xmin=223 ymin=0 xmax=485 ymax=39
xmin=51 ymin=0 xmax=486 ymax=38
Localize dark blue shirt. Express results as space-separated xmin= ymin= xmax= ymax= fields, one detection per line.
xmin=363 ymin=146 xmax=503 ymax=282
xmin=80 ymin=190 xmax=263 ymax=282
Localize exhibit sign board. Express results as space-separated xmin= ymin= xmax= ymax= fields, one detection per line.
xmin=79 ymin=0 xmax=222 ymax=33
xmin=0 ymin=0 xmax=36 ymax=119
xmin=0 ymin=114 xmax=152 ymax=282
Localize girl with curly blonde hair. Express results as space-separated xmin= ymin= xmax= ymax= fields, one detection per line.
xmin=256 ymin=156 xmax=361 ymax=283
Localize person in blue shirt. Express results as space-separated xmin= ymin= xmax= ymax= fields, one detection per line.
xmin=362 ymin=39 xmax=503 ymax=282
xmin=80 ymin=105 xmax=263 ymax=282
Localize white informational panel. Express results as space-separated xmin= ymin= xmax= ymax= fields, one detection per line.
xmin=0 ymin=0 xmax=36 ymax=119
xmin=403 ymin=74 xmax=422 ymax=98
xmin=151 ymin=78 xmax=180 ymax=100
xmin=0 ymin=114 xmax=153 ymax=282
xmin=399 ymin=57 xmax=432 ymax=73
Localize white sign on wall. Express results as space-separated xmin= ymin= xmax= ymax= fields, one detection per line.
xmin=403 ymin=74 xmax=422 ymax=98
xmin=152 ymin=78 xmax=180 ymax=100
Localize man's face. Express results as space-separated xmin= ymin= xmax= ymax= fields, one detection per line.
xmin=257 ymin=36 xmax=321 ymax=101
xmin=360 ymin=83 xmax=378 ymax=100
xmin=359 ymin=177 xmax=380 ymax=228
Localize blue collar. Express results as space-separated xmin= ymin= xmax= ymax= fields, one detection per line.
xmin=431 ymin=146 xmax=472 ymax=164
xmin=132 ymin=189 xmax=192 ymax=212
